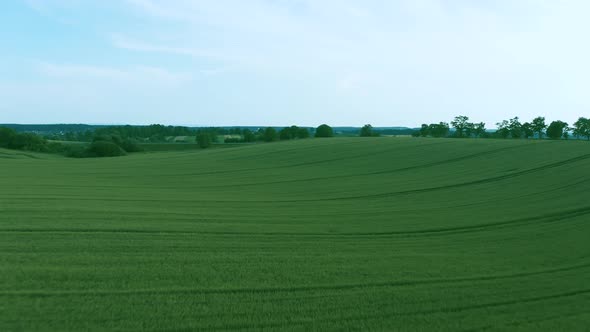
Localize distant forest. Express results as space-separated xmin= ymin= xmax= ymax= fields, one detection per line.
xmin=1 ymin=115 xmax=589 ymax=158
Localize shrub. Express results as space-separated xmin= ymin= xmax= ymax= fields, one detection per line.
xmin=86 ymin=141 xmax=127 ymax=157
xmin=315 ymin=124 xmax=334 ymax=138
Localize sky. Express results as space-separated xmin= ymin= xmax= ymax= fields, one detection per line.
xmin=1 ymin=0 xmax=589 ymax=127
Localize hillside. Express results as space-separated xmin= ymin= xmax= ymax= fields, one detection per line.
xmin=1 ymin=138 xmax=589 ymax=330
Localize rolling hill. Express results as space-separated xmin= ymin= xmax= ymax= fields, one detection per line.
xmin=1 ymin=137 xmax=589 ymax=331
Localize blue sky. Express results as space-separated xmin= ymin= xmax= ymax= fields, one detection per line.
xmin=1 ymin=0 xmax=589 ymax=127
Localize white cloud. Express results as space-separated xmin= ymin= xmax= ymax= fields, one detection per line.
xmin=111 ymin=35 xmax=234 ymax=61
xmin=9 ymin=0 xmax=590 ymax=125
xmin=38 ymin=62 xmax=192 ymax=86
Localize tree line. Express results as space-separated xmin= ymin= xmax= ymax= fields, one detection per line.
xmin=196 ymin=124 xmax=334 ymax=148
xmin=412 ymin=116 xmax=590 ymax=140
xmin=2 ymin=116 xmax=589 ymax=157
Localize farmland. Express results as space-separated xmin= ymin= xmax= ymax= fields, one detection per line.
xmin=1 ymin=137 xmax=589 ymax=331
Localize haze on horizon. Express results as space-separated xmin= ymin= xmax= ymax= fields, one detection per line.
xmin=1 ymin=0 xmax=589 ymax=127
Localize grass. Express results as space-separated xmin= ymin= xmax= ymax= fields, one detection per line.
xmin=1 ymin=137 xmax=589 ymax=331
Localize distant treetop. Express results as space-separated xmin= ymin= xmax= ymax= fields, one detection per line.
xmin=315 ymin=124 xmax=334 ymax=138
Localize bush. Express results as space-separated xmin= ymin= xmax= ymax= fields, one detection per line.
xmin=86 ymin=141 xmax=127 ymax=157
xmin=119 ymin=138 xmax=143 ymax=152
xmin=315 ymin=124 xmax=334 ymax=138
xmin=197 ymin=133 xmax=212 ymax=148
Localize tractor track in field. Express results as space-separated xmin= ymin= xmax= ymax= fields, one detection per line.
xmin=269 ymin=152 xmax=590 ymax=203
xmin=221 ymin=138 xmax=381 ymax=161
xmin=2 ymin=205 xmax=589 ymax=237
xmin=199 ymin=289 xmax=590 ymax=331
xmin=164 ymin=140 xmax=454 ymax=177
xmin=203 ymin=287 xmax=590 ymax=331
xmin=5 ymin=152 xmax=589 ymax=206
xmin=192 ymin=143 xmax=530 ymax=189
xmin=468 ymin=309 xmax=590 ymax=331
xmin=2 ymin=261 xmax=589 ymax=298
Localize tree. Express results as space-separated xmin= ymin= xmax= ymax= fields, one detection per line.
xmin=428 ymin=122 xmax=450 ymax=138
xmin=495 ymin=120 xmax=510 ymax=139
xmin=263 ymin=127 xmax=278 ymax=142
xmin=546 ymin=120 xmax=568 ymax=140
xmin=242 ymin=129 xmax=256 ymax=142
xmin=279 ymin=125 xmax=309 ymax=140
xmin=297 ymin=127 xmax=310 ymax=139
xmin=473 ymin=122 xmax=486 ymax=138
xmin=573 ymin=117 xmax=590 ymax=140
xmin=508 ymin=117 xmax=522 ymax=139
xmin=86 ymin=141 xmax=127 ymax=157
xmin=360 ymin=124 xmax=374 ymax=137
xmin=0 ymin=127 xmax=17 ymax=148
xmin=464 ymin=122 xmax=475 ymax=138
xmin=521 ymin=122 xmax=534 ymax=139
xmin=315 ymin=124 xmax=333 ymax=138
xmin=196 ymin=132 xmax=212 ymax=148
xmin=279 ymin=127 xmax=295 ymax=140
xmin=531 ymin=116 xmax=547 ymax=139
xmin=419 ymin=124 xmax=429 ymax=137
xmin=451 ymin=115 xmax=470 ymax=138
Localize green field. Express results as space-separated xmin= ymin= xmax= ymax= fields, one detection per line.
xmin=1 ymin=138 xmax=589 ymax=331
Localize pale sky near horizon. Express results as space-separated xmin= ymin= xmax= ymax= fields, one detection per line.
xmin=1 ymin=0 xmax=589 ymax=127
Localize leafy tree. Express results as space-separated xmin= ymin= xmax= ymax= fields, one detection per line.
xmin=279 ymin=127 xmax=294 ymax=140
xmin=263 ymin=127 xmax=278 ymax=142
xmin=521 ymin=122 xmax=534 ymax=139
xmin=495 ymin=120 xmax=510 ymax=139
xmin=279 ymin=125 xmax=309 ymax=140
xmin=93 ymin=133 xmax=142 ymax=152
xmin=531 ymin=116 xmax=547 ymax=139
xmin=451 ymin=115 xmax=470 ymax=138
xmin=315 ymin=124 xmax=334 ymax=138
xmin=297 ymin=127 xmax=310 ymax=139
xmin=419 ymin=124 xmax=429 ymax=137
xmin=546 ymin=120 xmax=569 ymax=140
xmin=473 ymin=122 xmax=486 ymax=138
xmin=196 ymin=132 xmax=212 ymax=148
xmin=86 ymin=141 xmax=127 ymax=157
xmin=242 ymin=129 xmax=256 ymax=142
xmin=0 ymin=127 xmax=17 ymax=149
xmin=429 ymin=122 xmax=450 ymax=138
xmin=464 ymin=122 xmax=475 ymax=138
xmin=360 ymin=124 xmax=376 ymax=137
xmin=508 ymin=117 xmax=522 ymax=139
xmin=0 ymin=127 xmax=50 ymax=152
xmin=573 ymin=117 xmax=590 ymax=140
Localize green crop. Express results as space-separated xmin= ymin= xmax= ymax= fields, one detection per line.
xmin=1 ymin=137 xmax=589 ymax=331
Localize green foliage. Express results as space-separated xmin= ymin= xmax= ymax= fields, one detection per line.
xmin=262 ymin=127 xmax=278 ymax=142
xmin=508 ymin=117 xmax=522 ymax=138
xmin=418 ymin=122 xmax=449 ymax=138
xmin=495 ymin=120 xmax=510 ymax=139
xmin=86 ymin=141 xmax=127 ymax=157
xmin=573 ymin=117 xmax=590 ymax=140
xmin=92 ymin=134 xmax=143 ymax=153
xmin=473 ymin=122 xmax=487 ymax=138
xmin=196 ymin=132 xmax=212 ymax=148
xmin=279 ymin=126 xmax=310 ymax=140
xmin=315 ymin=124 xmax=334 ymax=138
xmin=547 ymin=120 xmax=569 ymax=140
xmin=359 ymin=124 xmax=376 ymax=137
xmin=2 ymin=138 xmax=590 ymax=330
xmin=451 ymin=115 xmax=470 ymax=138
xmin=0 ymin=127 xmax=54 ymax=152
xmin=521 ymin=122 xmax=534 ymax=139
xmin=532 ymin=116 xmax=547 ymax=139
xmin=242 ymin=129 xmax=256 ymax=142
